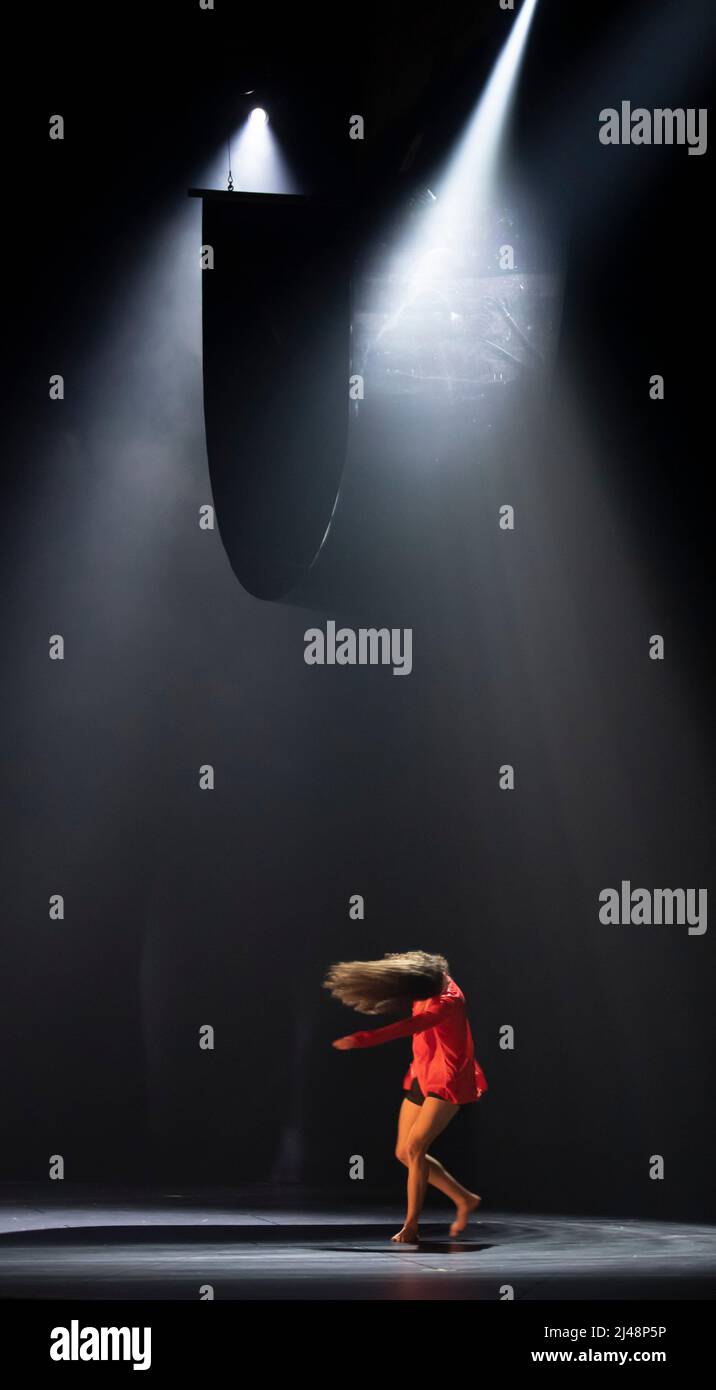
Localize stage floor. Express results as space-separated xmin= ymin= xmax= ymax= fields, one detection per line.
xmin=1 ymin=1186 xmax=714 ymax=1300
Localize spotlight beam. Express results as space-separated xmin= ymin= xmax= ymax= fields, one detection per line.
xmin=434 ymin=0 xmax=541 ymax=237
xmin=372 ymin=0 xmax=541 ymax=345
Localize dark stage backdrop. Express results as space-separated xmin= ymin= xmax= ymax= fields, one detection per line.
xmin=1 ymin=0 xmax=714 ymax=1222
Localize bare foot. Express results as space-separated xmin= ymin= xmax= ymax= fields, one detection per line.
xmin=450 ymin=1193 xmax=482 ymax=1237
xmin=391 ymin=1225 xmax=419 ymax=1244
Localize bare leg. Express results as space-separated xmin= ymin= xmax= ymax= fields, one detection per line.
xmin=424 ymin=1155 xmax=482 ymax=1235
xmin=391 ymin=1097 xmax=459 ymax=1242
xmin=394 ymin=1098 xmax=481 ymax=1236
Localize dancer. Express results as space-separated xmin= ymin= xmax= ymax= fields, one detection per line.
xmin=325 ymin=950 xmax=488 ymax=1244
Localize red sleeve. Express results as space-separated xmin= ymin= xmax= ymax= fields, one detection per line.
xmin=346 ymin=996 xmax=457 ymax=1048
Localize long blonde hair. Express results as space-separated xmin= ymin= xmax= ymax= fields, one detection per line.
xmin=323 ymin=950 xmax=449 ymax=1016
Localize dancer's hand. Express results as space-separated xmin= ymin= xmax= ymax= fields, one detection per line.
xmin=332 ymin=1035 xmax=358 ymax=1049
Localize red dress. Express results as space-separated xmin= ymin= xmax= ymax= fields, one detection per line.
xmin=344 ymin=975 xmax=488 ymax=1104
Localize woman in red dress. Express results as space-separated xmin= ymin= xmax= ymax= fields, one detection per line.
xmin=325 ymin=950 xmax=487 ymax=1244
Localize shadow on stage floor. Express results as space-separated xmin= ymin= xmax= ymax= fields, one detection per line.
xmin=1 ymin=1185 xmax=714 ymax=1300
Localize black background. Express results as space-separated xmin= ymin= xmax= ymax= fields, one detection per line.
xmin=1 ymin=0 xmax=714 ymax=1221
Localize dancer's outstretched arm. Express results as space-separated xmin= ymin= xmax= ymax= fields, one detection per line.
xmin=333 ymin=996 xmax=456 ymax=1049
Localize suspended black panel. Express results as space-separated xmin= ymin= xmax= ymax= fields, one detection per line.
xmin=192 ymin=190 xmax=351 ymax=600
xmin=192 ymin=189 xmax=564 ymax=623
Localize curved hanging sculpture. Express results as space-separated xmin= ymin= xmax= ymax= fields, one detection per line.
xmin=191 ymin=190 xmax=351 ymax=601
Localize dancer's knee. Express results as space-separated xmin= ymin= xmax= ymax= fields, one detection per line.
xmin=395 ymin=1144 xmax=409 ymax=1166
xmin=406 ymin=1135 xmax=428 ymax=1164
